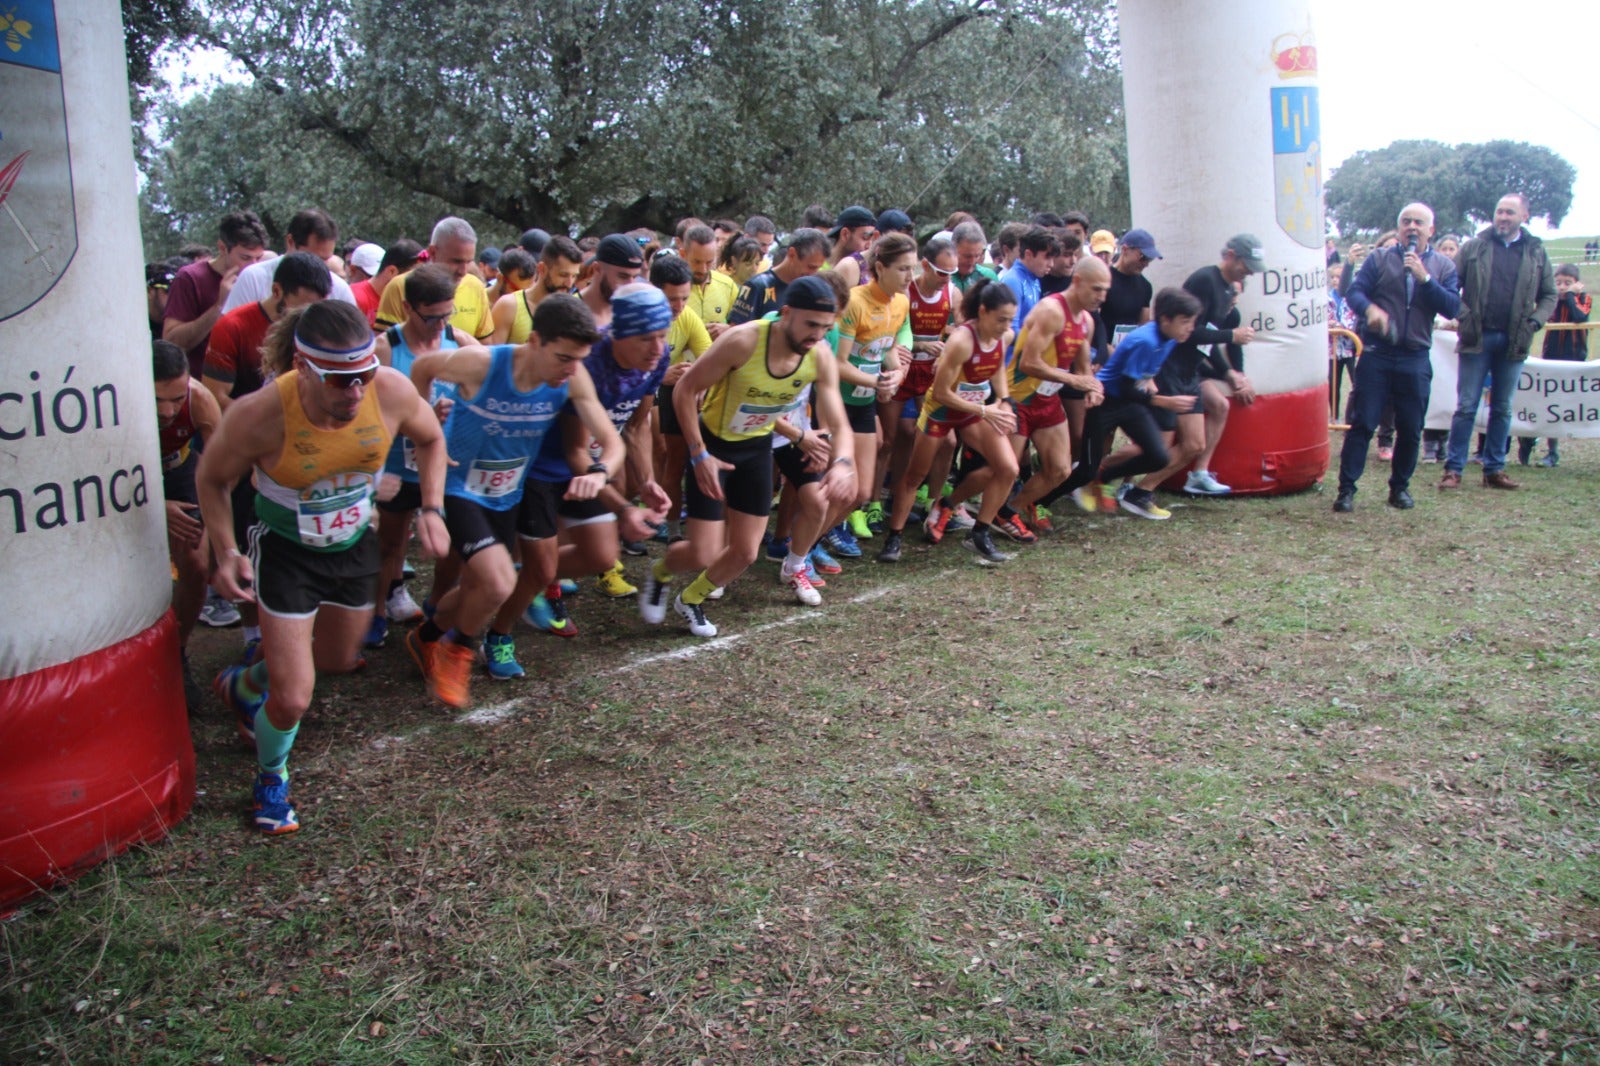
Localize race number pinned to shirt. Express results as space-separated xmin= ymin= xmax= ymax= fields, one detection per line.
xmin=730 ymin=398 xmax=803 ymax=436
xmin=295 ymin=473 xmax=376 ymax=548
xmin=465 ymin=456 xmax=528 ymax=498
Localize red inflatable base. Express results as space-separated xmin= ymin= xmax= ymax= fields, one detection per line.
xmin=0 ymin=612 xmax=196 ymax=913
xmin=1164 ymin=383 xmax=1330 ymax=496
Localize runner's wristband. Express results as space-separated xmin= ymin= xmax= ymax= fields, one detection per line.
xmin=689 ymin=450 xmax=710 ymax=467
xmin=421 ymin=506 xmax=445 ymax=518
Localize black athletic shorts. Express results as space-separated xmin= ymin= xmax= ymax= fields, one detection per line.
xmin=231 ymin=477 xmax=257 ymax=551
xmin=248 ymin=524 xmax=379 ymax=618
xmin=772 ymin=442 xmax=824 ymax=492
xmin=685 ymin=426 xmax=778 ymax=521
xmin=844 ymin=401 xmax=877 ymax=435
xmin=518 ymin=478 xmax=564 ymax=540
xmin=443 ymin=496 xmax=519 ymax=560
xmin=1151 ymin=368 xmax=1203 ymax=432
xmin=377 ymin=478 xmax=422 ymax=515
xmin=657 ymin=383 xmax=683 ymax=436
xmin=162 ymin=450 xmax=198 ymax=506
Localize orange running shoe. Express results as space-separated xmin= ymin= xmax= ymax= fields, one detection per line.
xmin=923 ymin=499 xmax=954 ymax=544
xmin=429 ymin=638 xmax=475 ymax=709
xmin=405 ymin=628 xmax=437 ymax=679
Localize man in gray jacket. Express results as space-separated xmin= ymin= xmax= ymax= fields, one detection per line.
xmin=1439 ymin=193 xmax=1556 ymax=490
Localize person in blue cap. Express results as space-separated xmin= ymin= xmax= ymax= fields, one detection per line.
xmin=1101 ymin=227 xmax=1161 ymax=346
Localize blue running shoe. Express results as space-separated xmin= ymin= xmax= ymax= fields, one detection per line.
xmin=523 ymin=593 xmax=578 ymax=638
xmin=558 ymin=578 xmax=580 ymax=596
xmin=823 ymin=522 xmax=862 ymax=558
xmin=482 ymin=632 xmax=526 ymax=679
xmin=808 ymin=543 xmax=842 ymax=574
xmin=215 ymin=665 xmax=265 ymax=745
xmin=363 ymin=614 xmax=389 ymax=649
xmin=765 ymin=536 xmax=791 ymax=562
xmin=803 ymin=556 xmax=826 ymax=587
xmin=252 ymin=771 xmax=299 ymax=835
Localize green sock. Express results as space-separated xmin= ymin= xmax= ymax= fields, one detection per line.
xmin=255 ymin=707 xmax=299 ymax=776
xmin=681 ymin=570 xmax=717 ymax=605
xmin=652 ymin=558 xmax=673 ymax=583
xmin=237 ymin=660 xmax=269 ymax=703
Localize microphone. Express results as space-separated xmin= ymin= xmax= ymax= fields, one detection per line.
xmin=1405 ymin=236 xmax=1419 ymax=304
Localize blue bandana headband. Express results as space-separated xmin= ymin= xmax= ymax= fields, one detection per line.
xmin=611 ymin=287 xmax=673 ymax=339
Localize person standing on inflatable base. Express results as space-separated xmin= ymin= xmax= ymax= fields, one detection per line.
xmin=200 ymin=302 xmax=452 ymax=834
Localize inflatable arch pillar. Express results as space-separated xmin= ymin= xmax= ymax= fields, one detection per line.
xmin=0 ymin=0 xmax=194 ymax=911
xmin=1119 ymin=0 xmax=1330 ymax=494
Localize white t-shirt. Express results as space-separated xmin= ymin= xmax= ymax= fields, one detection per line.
xmin=222 ymin=253 xmax=356 ymax=313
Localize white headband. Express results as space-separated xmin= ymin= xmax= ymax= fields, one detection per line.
xmin=295 ymin=332 xmax=379 ymax=372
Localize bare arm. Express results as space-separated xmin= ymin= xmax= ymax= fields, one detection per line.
xmin=381 ymin=369 xmax=450 ymax=559
xmin=411 ymin=345 xmax=491 ymax=403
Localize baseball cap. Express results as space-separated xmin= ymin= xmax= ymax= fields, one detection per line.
xmin=1224 ymin=233 xmax=1267 ymax=273
xmin=477 ymin=246 xmax=502 ymax=268
xmin=1089 ymin=230 xmax=1116 ymax=255
xmin=596 ymin=233 xmax=644 ymax=269
xmin=519 ymin=228 xmax=550 ymax=256
xmin=348 ymin=242 xmax=384 ymax=277
xmin=1121 ymin=228 xmax=1162 ymax=259
xmin=784 ymin=275 xmax=838 ymax=313
xmin=876 ymin=209 xmax=913 ymax=235
xmin=828 ymin=206 xmax=876 ymax=240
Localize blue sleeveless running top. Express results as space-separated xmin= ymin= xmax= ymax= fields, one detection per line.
xmin=442 ymin=345 xmax=568 ymax=510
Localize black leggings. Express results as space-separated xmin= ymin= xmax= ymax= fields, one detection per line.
xmin=1045 ymin=397 xmax=1170 ymax=500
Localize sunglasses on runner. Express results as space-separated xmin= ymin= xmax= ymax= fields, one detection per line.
xmin=928 ymin=262 xmax=956 ymax=276
xmin=416 ymin=307 xmax=456 ymax=325
xmin=299 ymin=356 xmax=378 ymax=390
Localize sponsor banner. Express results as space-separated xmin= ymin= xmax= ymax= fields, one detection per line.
xmin=1425 ymin=331 xmax=1600 ymax=438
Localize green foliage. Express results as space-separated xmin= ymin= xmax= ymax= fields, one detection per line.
xmin=138 ymin=0 xmax=1128 ymax=247
xmin=1326 ymin=138 xmax=1576 ymax=236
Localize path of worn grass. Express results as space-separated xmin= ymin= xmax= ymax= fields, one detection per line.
xmin=4 ymin=440 xmax=1599 ymax=1064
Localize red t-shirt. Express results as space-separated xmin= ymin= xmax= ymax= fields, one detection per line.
xmin=163 ymin=259 xmax=225 ymax=376
xmin=351 ymin=279 xmax=380 ymax=328
xmin=203 ymin=302 xmax=273 ymax=400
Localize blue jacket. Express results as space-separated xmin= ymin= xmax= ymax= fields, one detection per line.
xmin=1345 ymin=244 xmax=1460 ymax=354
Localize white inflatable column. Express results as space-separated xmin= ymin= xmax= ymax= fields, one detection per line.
xmin=1118 ymin=0 xmax=1330 ymax=493
xmin=0 ymin=0 xmax=194 ymax=911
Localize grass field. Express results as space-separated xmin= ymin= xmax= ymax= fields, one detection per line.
xmin=4 ymin=438 xmax=1600 ymax=1064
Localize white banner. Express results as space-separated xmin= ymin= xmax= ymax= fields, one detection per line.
xmin=1425 ymin=331 xmax=1600 ymax=438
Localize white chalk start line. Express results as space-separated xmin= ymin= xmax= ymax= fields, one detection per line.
xmin=448 ymin=584 xmax=903 ymax=728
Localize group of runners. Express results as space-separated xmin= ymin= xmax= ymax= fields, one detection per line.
xmin=153 ymin=205 xmax=1266 ymax=834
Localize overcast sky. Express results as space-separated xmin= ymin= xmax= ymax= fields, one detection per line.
xmin=1309 ymin=0 xmax=1600 ymax=236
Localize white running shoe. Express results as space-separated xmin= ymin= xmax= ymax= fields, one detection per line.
xmin=947 ymin=504 xmax=976 ymax=531
xmin=673 ymin=594 xmax=718 ymax=637
xmin=781 ymin=566 xmax=822 ymax=606
xmin=386 ymin=583 xmax=424 ymax=622
xmin=1185 ymin=469 xmax=1232 ymax=495
xmin=639 ymin=571 xmax=670 ymax=625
